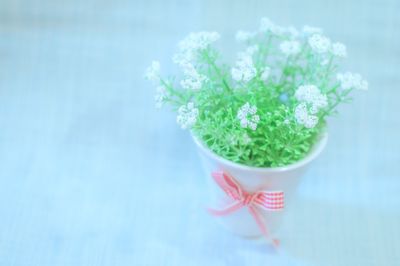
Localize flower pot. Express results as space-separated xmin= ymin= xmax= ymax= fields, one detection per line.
xmin=193 ymin=133 xmax=328 ymax=239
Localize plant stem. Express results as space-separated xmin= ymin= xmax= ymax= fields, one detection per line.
xmin=160 ymin=78 xmax=187 ymax=104
xmin=203 ymin=50 xmax=231 ymax=92
xmin=321 ymin=88 xmax=353 ymax=117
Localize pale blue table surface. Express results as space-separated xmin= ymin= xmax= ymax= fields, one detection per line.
xmin=0 ymin=0 xmax=399 ymax=265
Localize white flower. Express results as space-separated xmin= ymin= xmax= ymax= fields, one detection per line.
xmin=259 ymin=17 xmax=285 ymax=35
xmin=293 ymin=85 xmax=327 ymax=128
xmin=154 ymin=86 xmax=167 ymax=108
xmin=236 ymin=30 xmax=255 ymax=42
xmin=308 ymin=34 xmax=331 ymax=54
xmin=294 ymin=103 xmax=319 ymax=129
xmin=231 ymin=54 xmax=257 ymax=83
xmin=337 ymin=72 xmax=368 ymax=90
xmin=295 ymin=85 xmax=328 ymax=113
xmin=259 ymin=17 xmax=275 ymax=32
xmin=180 ymin=63 xmax=208 ymax=90
xmin=244 ymin=45 xmax=259 ymax=56
xmin=294 ymin=102 xmax=307 ymax=121
xmin=178 ymin=31 xmax=220 ymax=53
xmin=237 ymin=102 xmax=260 ymax=131
xmin=176 ymin=102 xmax=199 ymax=129
xmin=303 ymin=115 xmax=318 ymax=128
xmin=260 ymin=66 xmax=271 ymax=82
xmin=280 ymin=40 xmax=301 ymax=56
xmin=331 ymin=42 xmax=347 ymax=58
xmin=302 ymin=25 xmax=323 ymax=35
xmin=295 ymin=85 xmax=324 ymax=103
xmin=145 ymin=61 xmax=160 ymax=82
xmin=173 ymin=31 xmax=220 ymax=66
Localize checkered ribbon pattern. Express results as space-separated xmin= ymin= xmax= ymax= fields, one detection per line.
xmin=208 ymin=171 xmax=284 ymax=247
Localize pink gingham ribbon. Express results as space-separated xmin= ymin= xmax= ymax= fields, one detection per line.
xmin=208 ymin=171 xmax=284 ymax=247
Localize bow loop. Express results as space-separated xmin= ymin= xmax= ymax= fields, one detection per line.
xmin=211 ymin=171 xmax=243 ymax=201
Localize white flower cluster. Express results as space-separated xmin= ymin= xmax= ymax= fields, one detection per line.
xmin=308 ymin=34 xmax=347 ymax=58
xmin=146 ymin=17 xmax=368 ymax=138
xmin=308 ymin=34 xmax=331 ymax=54
xmin=176 ymin=102 xmax=199 ymax=129
xmin=294 ymin=103 xmax=319 ymax=129
xmin=280 ymin=40 xmax=301 ymax=56
xmin=259 ymin=17 xmax=286 ymax=36
xmin=173 ymin=31 xmax=220 ymax=66
xmin=294 ymin=85 xmax=327 ymax=128
xmin=259 ymin=17 xmax=299 ymax=38
xmin=337 ymin=72 xmax=368 ymax=90
xmin=243 ymin=45 xmax=259 ymax=56
xmin=180 ymin=63 xmax=208 ymax=90
xmin=172 ymin=32 xmax=219 ymax=90
xmin=236 ymin=18 xmax=301 ymax=44
xmin=236 ymin=19 xmax=346 ymax=60
xmin=237 ymin=102 xmax=260 ymax=130
xmin=331 ymin=42 xmax=347 ymax=58
xmin=235 ymin=30 xmax=256 ymax=42
xmin=231 ymin=53 xmax=257 ymax=83
xmin=295 ymin=85 xmax=328 ymax=112
xmin=145 ymin=61 xmax=160 ymax=82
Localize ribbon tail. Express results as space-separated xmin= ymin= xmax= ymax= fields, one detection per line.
xmin=208 ymin=201 xmax=243 ymax=216
xmin=248 ymin=206 xmax=280 ymax=248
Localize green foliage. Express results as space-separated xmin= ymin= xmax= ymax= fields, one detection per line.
xmin=146 ymin=21 xmax=367 ymax=167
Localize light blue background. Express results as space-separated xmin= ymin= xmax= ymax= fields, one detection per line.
xmin=0 ymin=0 xmax=399 ymax=265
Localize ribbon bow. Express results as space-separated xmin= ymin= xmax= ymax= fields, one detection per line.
xmin=208 ymin=171 xmax=284 ymax=247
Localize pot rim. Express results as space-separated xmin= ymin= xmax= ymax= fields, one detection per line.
xmin=192 ymin=132 xmax=328 ymax=173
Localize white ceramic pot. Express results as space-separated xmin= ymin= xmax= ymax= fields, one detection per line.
xmin=193 ymin=133 xmax=328 ymax=238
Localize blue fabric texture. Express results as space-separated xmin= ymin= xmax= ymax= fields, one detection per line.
xmin=0 ymin=1 xmax=399 ymax=265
